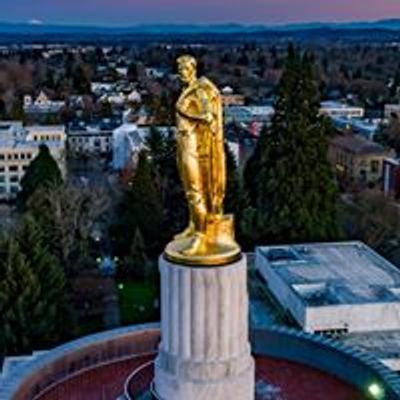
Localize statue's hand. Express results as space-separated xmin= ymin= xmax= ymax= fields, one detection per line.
xmin=204 ymin=112 xmax=214 ymax=124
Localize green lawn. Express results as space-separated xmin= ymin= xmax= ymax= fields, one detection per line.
xmin=117 ymin=280 xmax=159 ymax=325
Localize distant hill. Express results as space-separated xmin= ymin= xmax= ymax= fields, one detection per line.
xmin=0 ymin=19 xmax=400 ymax=35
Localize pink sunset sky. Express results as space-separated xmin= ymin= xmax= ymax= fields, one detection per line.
xmin=4 ymin=0 xmax=400 ymax=25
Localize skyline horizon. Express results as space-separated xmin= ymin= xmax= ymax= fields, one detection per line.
xmin=2 ymin=0 xmax=400 ymax=27
xmin=2 ymin=16 xmax=400 ymax=28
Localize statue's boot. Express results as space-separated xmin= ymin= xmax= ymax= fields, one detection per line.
xmin=182 ymin=232 xmax=208 ymax=256
xmin=174 ymin=222 xmax=195 ymax=240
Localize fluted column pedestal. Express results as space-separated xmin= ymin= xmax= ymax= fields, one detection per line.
xmin=154 ymin=255 xmax=255 ymax=400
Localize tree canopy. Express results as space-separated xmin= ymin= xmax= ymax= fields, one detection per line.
xmin=18 ymin=144 xmax=63 ymax=208
xmin=242 ymin=45 xmax=340 ymax=246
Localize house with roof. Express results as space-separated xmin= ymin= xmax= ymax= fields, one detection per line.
xmin=328 ymin=134 xmax=394 ymax=185
xmin=23 ymin=91 xmax=65 ymax=114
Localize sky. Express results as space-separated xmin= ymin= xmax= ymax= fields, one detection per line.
xmin=3 ymin=0 xmax=400 ymax=26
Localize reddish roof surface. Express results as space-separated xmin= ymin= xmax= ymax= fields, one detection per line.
xmin=36 ymin=354 xmax=365 ymax=400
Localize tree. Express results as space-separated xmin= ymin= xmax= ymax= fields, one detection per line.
xmin=224 ymin=143 xmax=241 ymax=215
xmin=116 ymin=151 xmax=164 ymax=257
xmin=18 ymin=144 xmax=63 ymax=209
xmin=376 ymin=117 xmax=400 ymax=157
xmin=9 ymin=97 xmax=25 ymax=121
xmin=27 ymin=183 xmax=110 ymax=275
xmin=72 ymin=64 xmax=91 ymax=94
xmin=127 ymin=62 xmax=138 ymax=82
xmin=146 ymin=126 xmax=166 ymax=165
xmin=0 ymin=217 xmax=71 ymax=358
xmin=121 ymin=228 xmax=152 ymax=280
xmin=150 ymin=132 xmax=188 ymax=240
xmin=346 ymin=190 xmax=400 ymax=258
xmin=242 ymin=46 xmax=340 ymax=245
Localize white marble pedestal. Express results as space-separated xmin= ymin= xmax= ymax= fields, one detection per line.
xmin=154 ymin=255 xmax=255 ymax=400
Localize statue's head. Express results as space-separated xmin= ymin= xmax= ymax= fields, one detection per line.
xmin=177 ymin=55 xmax=197 ymax=84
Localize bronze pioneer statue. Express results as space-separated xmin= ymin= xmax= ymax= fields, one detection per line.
xmin=164 ymin=55 xmax=241 ymax=266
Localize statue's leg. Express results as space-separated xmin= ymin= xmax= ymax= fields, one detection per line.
xmin=180 ymin=133 xmax=208 ymax=255
xmin=174 ymin=135 xmax=195 ymax=240
xmin=175 ymin=133 xmax=206 ymax=241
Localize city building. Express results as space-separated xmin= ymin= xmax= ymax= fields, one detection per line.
xmin=328 ymin=134 xmax=393 ymax=184
xmin=256 ymin=241 xmax=400 ymax=371
xmin=23 ymin=91 xmax=65 ymax=114
xmin=331 ymin=117 xmax=382 ymax=141
xmin=384 ymin=104 xmax=400 ymax=120
xmin=320 ymin=101 xmax=365 ymax=119
xmin=0 ymin=122 xmax=66 ymax=200
xmin=112 ymin=118 xmax=172 ymax=171
xmin=224 ymin=105 xmax=275 ymax=125
xmin=383 ymin=157 xmax=400 ymax=199
xmin=67 ymin=122 xmax=114 ymax=156
xmin=221 ymin=86 xmax=245 ymax=106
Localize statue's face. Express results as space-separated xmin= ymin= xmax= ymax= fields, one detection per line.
xmin=178 ymin=61 xmax=196 ymax=84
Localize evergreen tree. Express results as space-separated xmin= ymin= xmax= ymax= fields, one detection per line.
xmin=121 ymin=228 xmax=151 ymax=280
xmin=146 ymin=126 xmax=166 ymax=165
xmin=0 ymin=239 xmax=42 ymax=356
xmin=18 ymin=144 xmax=63 ymax=208
xmin=224 ymin=143 xmax=241 ymax=215
xmin=9 ymin=97 xmax=25 ymax=121
xmin=127 ymin=62 xmax=138 ymax=82
xmin=0 ymin=216 xmax=72 ymax=358
xmin=242 ymin=45 xmax=340 ymax=245
xmin=118 ymin=151 xmax=164 ymax=256
xmin=16 ymin=214 xmax=72 ymax=341
xmin=154 ymin=133 xmax=188 ymax=239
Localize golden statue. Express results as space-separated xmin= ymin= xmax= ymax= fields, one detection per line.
xmin=164 ymin=55 xmax=241 ymax=266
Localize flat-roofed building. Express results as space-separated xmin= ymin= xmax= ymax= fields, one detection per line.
xmin=320 ymin=101 xmax=365 ymax=119
xmin=224 ymin=105 xmax=274 ymax=125
xmin=0 ymin=122 xmax=66 ymax=200
xmin=221 ymin=86 xmax=245 ymax=106
xmin=256 ymin=242 xmax=400 ymax=335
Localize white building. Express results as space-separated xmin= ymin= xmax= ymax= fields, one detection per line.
xmin=224 ymin=105 xmax=275 ymax=125
xmin=320 ymin=101 xmax=365 ymax=119
xmin=91 ymin=82 xmax=115 ymax=95
xmin=0 ymin=122 xmax=66 ymax=200
xmin=112 ymin=121 xmax=173 ymax=171
xmin=112 ymin=123 xmax=146 ymax=171
xmin=68 ymin=124 xmax=113 ymax=155
xmin=256 ymin=241 xmax=400 ymax=370
xmin=24 ymin=91 xmax=65 ymax=114
xmin=256 ymin=241 xmax=400 ymax=334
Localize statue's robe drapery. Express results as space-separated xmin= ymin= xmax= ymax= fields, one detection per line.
xmin=176 ymin=77 xmax=225 ymax=219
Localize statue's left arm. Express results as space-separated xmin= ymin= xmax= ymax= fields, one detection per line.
xmin=176 ymin=87 xmax=213 ymax=124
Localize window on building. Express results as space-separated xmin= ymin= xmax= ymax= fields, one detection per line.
xmin=0 ymin=176 xmax=5 ymax=183
xmin=9 ymin=175 xmax=19 ymax=183
xmin=371 ymin=160 xmax=379 ymax=174
xmin=0 ymin=154 xmax=4 ymax=160
xmin=13 ymin=153 xmax=18 ymax=160
xmin=0 ymin=166 xmax=4 ymax=172
xmin=21 ymin=153 xmax=25 ymax=160
xmin=27 ymin=153 xmax=32 ymax=159
xmin=10 ymin=185 xmax=19 ymax=194
xmin=9 ymin=166 xmax=18 ymax=172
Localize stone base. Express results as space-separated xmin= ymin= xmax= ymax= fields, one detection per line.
xmin=154 ymin=256 xmax=255 ymax=400
xmin=154 ymin=356 xmax=254 ymax=400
